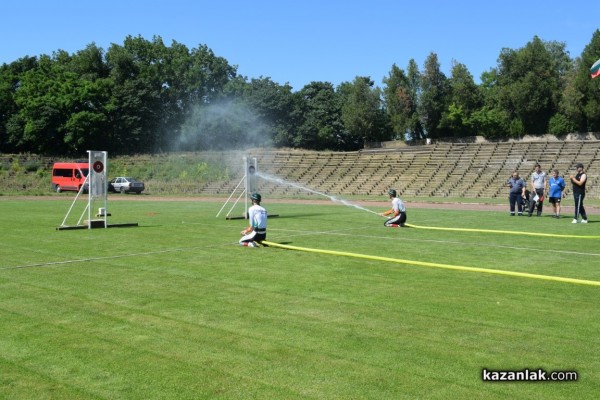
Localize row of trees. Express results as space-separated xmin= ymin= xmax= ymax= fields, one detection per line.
xmin=1 ymin=32 xmax=599 ymax=155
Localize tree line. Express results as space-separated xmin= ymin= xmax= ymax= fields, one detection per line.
xmin=1 ymin=31 xmax=599 ymax=156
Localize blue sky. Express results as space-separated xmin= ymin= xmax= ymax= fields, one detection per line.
xmin=2 ymin=1 xmax=598 ymax=90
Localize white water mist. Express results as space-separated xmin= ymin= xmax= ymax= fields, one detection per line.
xmin=256 ymin=172 xmax=379 ymax=215
xmin=176 ymin=100 xmax=271 ymax=151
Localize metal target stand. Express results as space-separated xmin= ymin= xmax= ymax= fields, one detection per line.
xmin=216 ymin=156 xmax=255 ymax=220
xmin=56 ymin=150 xmax=138 ymax=230
xmin=216 ymin=156 xmax=278 ymax=220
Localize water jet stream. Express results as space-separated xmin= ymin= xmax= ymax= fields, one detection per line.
xmin=256 ymin=172 xmax=380 ymax=215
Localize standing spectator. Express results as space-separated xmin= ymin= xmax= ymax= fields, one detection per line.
xmin=506 ymin=172 xmax=526 ymax=216
xmin=547 ymin=169 xmax=565 ymax=218
xmin=380 ymin=189 xmax=407 ymax=227
xmin=570 ymin=163 xmax=588 ymax=224
xmin=528 ymin=163 xmax=546 ymax=217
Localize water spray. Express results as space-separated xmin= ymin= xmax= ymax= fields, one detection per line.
xmin=256 ymin=172 xmax=380 ymax=215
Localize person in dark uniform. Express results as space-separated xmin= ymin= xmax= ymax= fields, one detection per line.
xmin=505 ymin=172 xmax=526 ymax=216
xmin=569 ymin=163 xmax=588 ymax=224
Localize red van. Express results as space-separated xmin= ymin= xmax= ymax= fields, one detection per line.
xmin=51 ymin=162 xmax=89 ymax=193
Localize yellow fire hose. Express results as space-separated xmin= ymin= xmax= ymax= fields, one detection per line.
xmin=261 ymin=240 xmax=600 ymax=287
xmin=404 ymin=223 xmax=600 ymax=239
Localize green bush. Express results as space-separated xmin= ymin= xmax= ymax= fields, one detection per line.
xmin=548 ymin=113 xmax=577 ymax=136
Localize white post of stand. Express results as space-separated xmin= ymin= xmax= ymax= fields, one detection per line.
xmin=87 ymin=150 xmax=108 ymax=228
xmin=245 ymin=157 xmax=258 ymax=220
xmin=253 ymin=157 xmax=258 ymax=194
xmin=216 ymin=155 xmax=257 ymax=220
xmin=243 ymin=156 xmax=248 ymax=219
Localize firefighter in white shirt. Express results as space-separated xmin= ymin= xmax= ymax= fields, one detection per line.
xmin=380 ymin=189 xmax=407 ymax=227
xmin=240 ymin=193 xmax=267 ymax=247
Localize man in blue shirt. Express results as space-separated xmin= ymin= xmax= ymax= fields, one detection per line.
xmin=547 ymin=169 xmax=565 ymax=218
xmin=505 ymin=172 xmax=526 ymax=216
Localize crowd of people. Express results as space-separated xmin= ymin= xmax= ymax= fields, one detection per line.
xmin=505 ymin=162 xmax=588 ymax=223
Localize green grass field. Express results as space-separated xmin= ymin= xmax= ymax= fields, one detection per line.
xmin=1 ymin=197 xmax=599 ymax=399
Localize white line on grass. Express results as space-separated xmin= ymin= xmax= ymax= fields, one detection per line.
xmin=0 ymin=242 xmax=239 ymax=271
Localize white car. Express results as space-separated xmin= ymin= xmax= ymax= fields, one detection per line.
xmin=108 ymin=177 xmax=145 ymax=194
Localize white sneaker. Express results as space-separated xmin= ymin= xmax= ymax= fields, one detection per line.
xmin=249 ymin=241 xmax=259 ymax=247
xmin=581 ymin=219 xmax=588 ymax=224
xmin=572 ymin=219 xmax=578 ymax=224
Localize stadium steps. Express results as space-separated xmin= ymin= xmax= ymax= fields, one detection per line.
xmin=241 ymin=141 xmax=600 ymax=199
